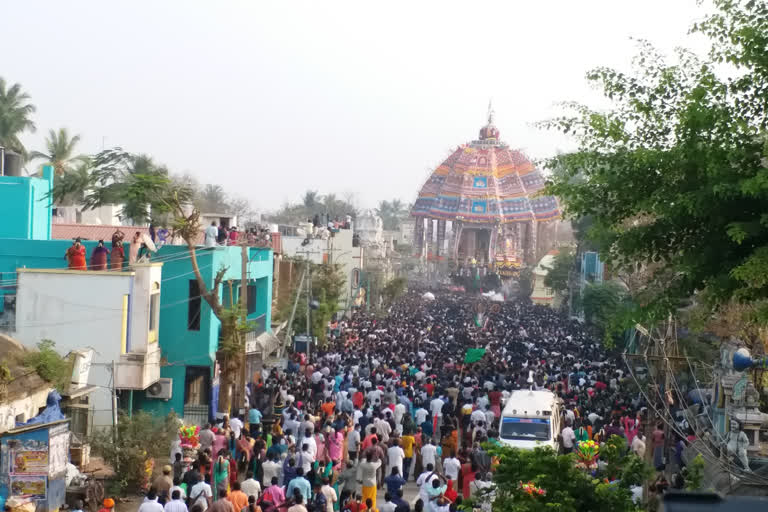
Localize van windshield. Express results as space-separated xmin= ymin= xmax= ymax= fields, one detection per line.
xmin=500 ymin=418 xmax=550 ymax=441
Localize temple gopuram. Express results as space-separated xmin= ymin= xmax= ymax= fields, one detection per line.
xmin=411 ymin=111 xmax=560 ymax=277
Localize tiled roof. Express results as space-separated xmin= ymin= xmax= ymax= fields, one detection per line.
xmin=52 ymin=223 xmax=149 ymax=242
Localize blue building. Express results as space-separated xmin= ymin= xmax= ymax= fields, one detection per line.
xmin=0 ymin=168 xmax=273 ymax=425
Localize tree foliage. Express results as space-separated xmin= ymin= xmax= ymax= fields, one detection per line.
xmin=266 ymin=190 xmax=358 ymax=225
xmin=484 ymin=440 xmax=648 ymax=512
xmin=376 ymin=199 xmax=411 ymax=230
xmin=20 ymin=340 xmax=72 ymax=393
xmin=543 ymin=1 xmax=768 ymax=328
xmin=382 ymin=277 xmax=408 ymax=304
xmin=90 ymin=412 xmax=178 ymax=494
xmin=582 ymin=282 xmax=629 ymax=346
xmin=0 ymin=77 xmax=36 ymax=156
xmin=543 ymin=248 xmax=575 ymax=293
xmin=289 ymin=262 xmax=346 ymax=343
xmin=28 ymin=127 xmax=89 ymax=176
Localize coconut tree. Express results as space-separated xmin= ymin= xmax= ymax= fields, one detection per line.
xmin=0 ymin=78 xmax=36 ymax=156
xmin=29 ymin=128 xmax=89 ymax=176
xmin=198 ymin=184 xmax=228 ymax=212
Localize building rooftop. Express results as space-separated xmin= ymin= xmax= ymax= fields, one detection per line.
xmin=0 ymin=333 xmax=51 ymax=402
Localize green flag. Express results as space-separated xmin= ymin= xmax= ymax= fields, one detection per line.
xmin=464 ymin=348 xmax=486 ymax=364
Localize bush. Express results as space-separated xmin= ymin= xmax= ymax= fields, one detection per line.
xmin=21 ymin=340 xmax=72 ymax=392
xmin=90 ymin=411 xmax=179 ymax=495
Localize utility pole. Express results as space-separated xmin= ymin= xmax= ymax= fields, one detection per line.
xmin=626 ymin=316 xmax=680 ymax=502
xmin=111 ymin=360 xmax=118 ymax=445
xmin=238 ymin=240 xmax=248 ymax=414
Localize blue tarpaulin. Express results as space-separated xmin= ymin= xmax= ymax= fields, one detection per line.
xmin=16 ymin=390 xmax=66 ymax=427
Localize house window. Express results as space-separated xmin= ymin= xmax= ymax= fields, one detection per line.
xmin=184 ymin=366 xmax=210 ymax=405
xmin=188 ymin=280 xmax=201 ymax=331
xmin=149 ymin=293 xmax=160 ymax=341
xmin=247 ymin=283 xmax=257 ymax=316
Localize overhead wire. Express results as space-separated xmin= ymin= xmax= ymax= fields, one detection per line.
xmin=0 ymin=246 xmax=213 ymax=286
xmin=624 ymin=349 xmax=768 ymax=487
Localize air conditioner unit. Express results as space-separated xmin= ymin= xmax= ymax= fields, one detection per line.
xmin=146 ymin=378 xmax=173 ymax=400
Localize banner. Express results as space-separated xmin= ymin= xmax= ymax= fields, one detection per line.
xmin=464 ymin=348 xmax=486 ymax=364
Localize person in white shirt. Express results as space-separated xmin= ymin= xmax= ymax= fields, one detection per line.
xmin=394 ymin=402 xmax=407 ymax=425
xmin=229 ymin=416 xmax=244 ymax=440
xmin=299 ymin=443 xmax=315 ymax=474
xmin=421 ymin=438 xmax=437 ymax=469
xmin=631 ymin=434 xmax=646 ymax=458
xmin=375 ymin=415 xmax=392 ymax=443
xmin=561 ymin=421 xmax=576 ymax=453
xmin=379 ymin=494 xmax=397 ymax=512
xmin=170 ymin=483 xmax=187 ymax=500
xmin=138 ymin=489 xmax=165 ymax=512
xmin=320 ymin=479 xmax=337 ymax=512
xmin=415 ymin=407 xmax=429 ymax=425
xmin=470 ymin=408 xmax=486 ymax=427
xmin=416 ymin=464 xmax=439 ymax=502
xmin=262 ymin=455 xmax=283 ymax=487
xmin=204 ymin=223 xmax=219 ymax=248
xmin=443 ymin=455 xmax=461 ymax=482
xmin=241 ymin=472 xmax=261 ymax=498
xmin=163 ymin=490 xmax=188 ymax=512
xmin=302 ymin=430 xmax=317 ymax=458
xmin=387 ymin=440 xmax=405 ymax=477
xmin=188 ymin=479 xmax=212 ymax=512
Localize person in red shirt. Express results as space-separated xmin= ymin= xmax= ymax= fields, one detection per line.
xmin=460 ymin=460 xmax=477 ymax=499
xmin=353 ymin=391 xmax=364 ymax=409
xmin=65 ymin=238 xmax=87 ymax=270
xmin=321 ymin=398 xmax=336 ymax=418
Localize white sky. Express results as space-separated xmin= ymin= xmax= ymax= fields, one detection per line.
xmin=2 ymin=1 xmax=710 ymax=212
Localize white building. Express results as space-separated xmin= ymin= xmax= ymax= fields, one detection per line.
xmin=12 ymin=263 xmax=163 ymax=429
xmin=280 ymin=228 xmax=363 ymax=311
xmin=531 ymin=250 xmax=558 ymax=306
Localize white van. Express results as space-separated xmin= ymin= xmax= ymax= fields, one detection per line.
xmin=499 ymin=389 xmax=562 ymax=451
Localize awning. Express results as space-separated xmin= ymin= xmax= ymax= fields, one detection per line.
xmin=60 ymin=384 xmax=99 ymax=400
xmin=245 ymin=331 xmax=281 ymax=355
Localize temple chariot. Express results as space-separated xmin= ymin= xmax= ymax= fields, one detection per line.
xmin=411 ymin=110 xmax=561 ymax=279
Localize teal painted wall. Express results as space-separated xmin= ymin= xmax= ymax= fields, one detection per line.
xmin=0 ymin=238 xmax=273 ymax=420
xmin=0 ymin=166 xmax=53 ymax=240
xmin=0 ymin=173 xmax=273 ymax=421
xmin=131 ymin=245 xmax=273 ymax=418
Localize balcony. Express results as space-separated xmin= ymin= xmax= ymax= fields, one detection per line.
xmin=114 ymin=343 xmax=161 ymax=390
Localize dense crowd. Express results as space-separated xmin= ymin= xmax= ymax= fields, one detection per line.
xmin=138 ymin=291 xmax=670 ymax=512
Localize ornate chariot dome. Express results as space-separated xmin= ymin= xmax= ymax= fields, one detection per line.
xmin=411 ymin=112 xmax=560 ymax=224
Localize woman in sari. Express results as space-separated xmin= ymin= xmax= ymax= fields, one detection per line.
xmin=213 ymin=452 xmax=229 ymax=501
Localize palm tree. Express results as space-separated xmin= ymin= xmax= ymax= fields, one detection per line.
xmin=199 ymin=184 xmax=228 ymax=212
xmin=29 ymin=128 xmax=89 ymax=175
xmin=302 ymin=190 xmax=321 ymax=210
xmin=0 ymin=78 xmax=36 ymax=155
xmin=49 ymin=161 xmax=93 ymax=206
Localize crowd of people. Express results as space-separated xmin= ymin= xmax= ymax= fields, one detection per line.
xmin=137 ymin=290 xmax=678 ymax=512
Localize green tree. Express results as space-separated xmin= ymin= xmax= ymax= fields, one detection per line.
xmin=20 ymin=340 xmax=73 ymax=393
xmin=197 ymin=184 xmax=228 ymax=212
xmin=48 ymin=161 xmax=93 ymax=206
xmin=543 ymin=248 xmax=575 ymax=293
xmin=382 ymin=277 xmax=407 ymax=305
xmin=376 ymin=199 xmax=409 ymax=230
xmin=302 ymin=190 xmax=320 ymax=209
xmin=543 ymin=0 xmax=768 ymax=327
xmin=288 ymin=262 xmax=345 ymax=344
xmin=77 ymin=148 xmax=179 ymax=225
xmin=582 ymin=282 xmax=629 ymax=346
xmin=0 ymin=78 xmax=36 ymax=156
xmin=90 ymin=412 xmax=178 ymax=494
xmin=69 ymin=148 xmax=249 ymax=414
xmin=28 ymin=128 xmax=89 ymax=176
xmin=484 ymin=442 xmax=647 ymax=512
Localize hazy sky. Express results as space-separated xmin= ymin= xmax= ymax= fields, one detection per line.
xmin=2 ymin=1 xmax=710 ymax=212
